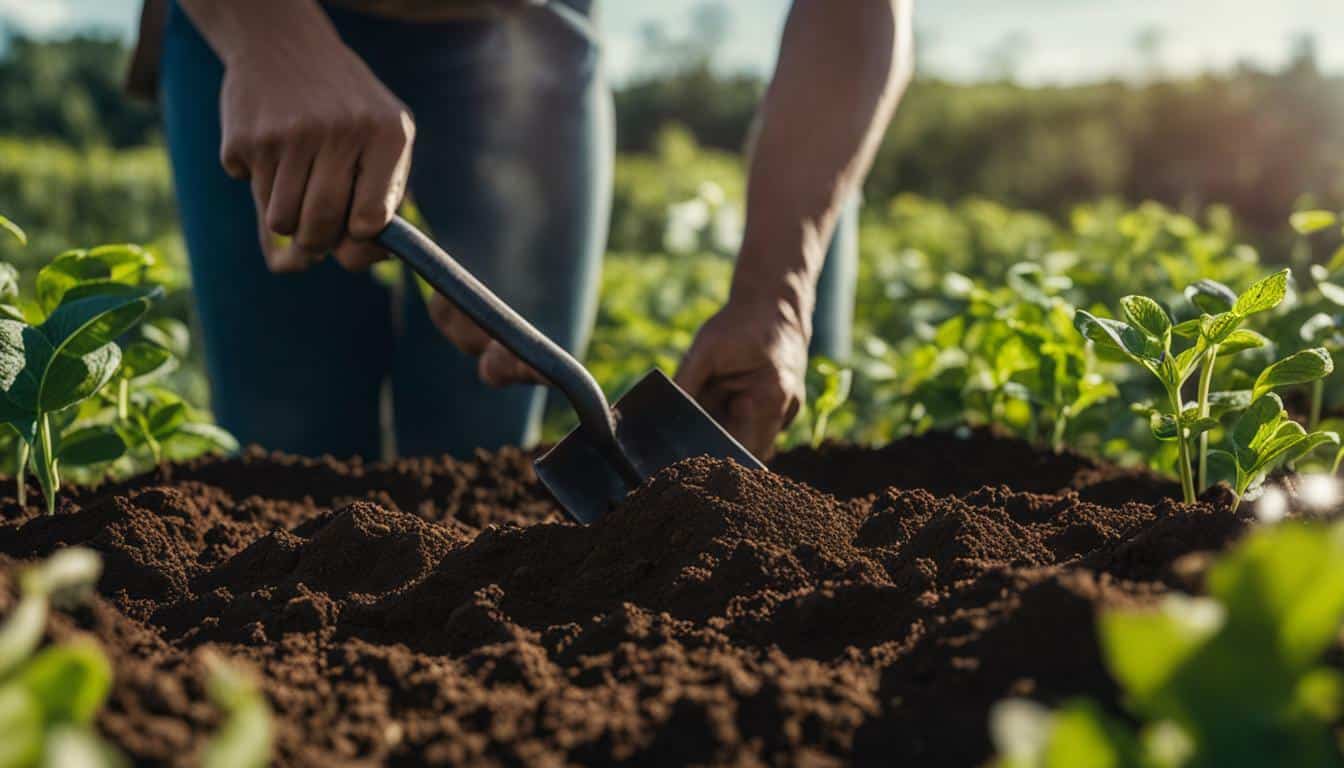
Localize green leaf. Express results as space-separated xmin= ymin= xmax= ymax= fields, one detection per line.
xmin=201 ymin=658 xmax=273 ymax=768
xmin=1207 ymin=449 xmax=1238 ymax=489
xmin=1253 ymin=348 xmax=1334 ymax=401
xmin=118 ymin=342 xmax=174 ymax=381
xmin=1184 ymin=416 xmax=1221 ymax=440
xmin=147 ymin=401 xmax=189 ymax=441
xmin=1075 ymin=310 xmax=1162 ymax=364
xmin=1069 ymin=377 xmax=1117 ymax=416
xmin=1200 ymin=312 xmax=1242 ymax=344
xmin=165 ymin=423 xmax=240 ymax=459
xmin=1291 ymin=210 xmax=1339 ymax=235
xmin=1207 ymin=522 xmax=1344 ymax=669
xmin=0 ymin=263 xmax=18 ymax=303
xmin=1120 ymin=295 xmax=1172 ymax=342
xmin=0 ymin=597 xmax=46 ymax=678
xmin=1207 ymin=390 xmax=1253 ymax=418
xmin=1099 ymin=595 xmax=1225 ymax=706
xmin=58 ymin=426 xmax=126 ymax=467
xmin=36 ymin=246 xmax=153 ymax=315
xmin=39 ymin=283 xmax=162 ymax=357
xmin=39 ymin=343 xmax=121 ymax=414
xmin=1150 ymin=411 xmax=1179 ymax=441
xmin=1042 ymin=700 xmax=1140 ymax=768
xmin=1280 ymin=430 xmax=1341 ymax=468
xmin=1234 ymin=269 xmax=1290 ymax=316
xmin=140 ymin=317 xmax=190 ymax=359
xmin=1185 ymin=279 xmax=1237 ymax=315
xmin=17 ymin=641 xmax=112 ymax=725
xmin=0 ymin=684 xmax=42 ymax=767
xmin=1172 ymin=317 xmax=1202 ymax=338
xmin=0 ymin=215 xmax=26 ymax=246
xmin=1233 ymin=394 xmax=1285 ymax=470
xmin=1217 ymin=329 xmax=1269 ymax=357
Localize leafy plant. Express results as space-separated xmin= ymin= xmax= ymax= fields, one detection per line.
xmin=1076 ymin=270 xmax=1335 ymax=504
xmin=0 ymin=547 xmax=124 ymax=768
xmin=1206 ymin=394 xmax=1338 ymax=511
xmin=992 ymin=520 xmax=1344 ymax=768
xmin=809 ymin=360 xmax=852 ymax=448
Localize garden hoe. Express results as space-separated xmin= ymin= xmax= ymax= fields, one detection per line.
xmin=377 ymin=216 xmax=766 ymax=524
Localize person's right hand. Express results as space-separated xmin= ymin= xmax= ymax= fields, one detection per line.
xmin=218 ymin=33 xmax=415 ymax=272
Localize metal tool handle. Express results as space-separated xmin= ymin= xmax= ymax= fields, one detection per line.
xmin=376 ymin=216 xmax=623 ymax=456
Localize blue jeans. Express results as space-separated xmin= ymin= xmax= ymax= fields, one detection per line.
xmin=161 ymin=0 xmax=856 ymax=460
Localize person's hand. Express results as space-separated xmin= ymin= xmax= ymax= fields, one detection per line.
xmin=218 ymin=31 xmax=414 ymax=272
xmin=676 ymin=295 xmax=810 ymax=459
xmin=428 ymin=297 xmax=547 ymax=388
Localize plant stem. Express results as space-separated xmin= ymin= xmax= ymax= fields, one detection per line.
xmin=14 ymin=439 xmax=27 ymax=507
xmin=1196 ymin=345 xmax=1217 ymax=492
xmin=1169 ymin=386 xmax=1196 ymax=504
xmin=1310 ymin=378 xmax=1324 ymax=431
xmin=1052 ymin=409 xmax=1069 ymax=453
xmin=811 ymin=413 xmax=828 ymax=449
xmin=34 ymin=413 xmax=57 ymax=516
xmin=117 ymin=378 xmax=129 ymax=422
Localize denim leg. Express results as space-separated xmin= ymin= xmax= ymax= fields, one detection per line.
xmin=810 ymin=195 xmax=861 ymax=362
xmin=159 ymin=3 xmax=392 ymax=458
xmin=354 ymin=6 xmax=612 ymax=457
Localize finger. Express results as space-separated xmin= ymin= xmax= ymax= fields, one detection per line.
xmin=266 ymin=143 xmax=317 ymax=237
xmin=729 ymin=392 xmax=784 ymax=460
xmin=675 ymin=340 xmax=714 ymax=398
xmin=347 ymin=112 xmax=415 ymax=242
xmin=294 ymin=142 xmax=359 ymax=257
xmin=333 ymin=237 xmax=385 ymax=271
xmin=428 ymin=294 xmax=490 ymax=355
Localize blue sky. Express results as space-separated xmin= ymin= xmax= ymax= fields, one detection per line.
xmin=3 ymin=0 xmax=1342 ymax=84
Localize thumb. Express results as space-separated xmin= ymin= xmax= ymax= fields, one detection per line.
xmin=725 ymin=393 xmax=757 ymax=453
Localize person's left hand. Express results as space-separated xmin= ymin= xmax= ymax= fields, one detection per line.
xmin=676 ymin=296 xmax=809 ymax=459
xmin=428 ymin=294 xmax=546 ymax=388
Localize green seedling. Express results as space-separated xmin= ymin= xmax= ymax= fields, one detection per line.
xmin=1206 ymin=393 xmax=1339 ymax=511
xmin=0 ymin=215 xmax=25 ymax=247
xmin=200 ymin=655 xmax=274 ymax=768
xmin=810 ymin=360 xmax=853 ymax=448
xmin=1076 ymin=296 xmax=1209 ymax=502
xmin=0 ymin=280 xmax=161 ymax=514
xmin=1078 ymin=270 xmax=1333 ymax=503
xmin=0 ymin=547 xmax=124 ymax=768
xmin=1175 ymin=271 xmax=1287 ymax=491
xmin=992 ymin=519 xmax=1344 ymax=768
xmin=117 ymin=387 xmax=237 ymax=464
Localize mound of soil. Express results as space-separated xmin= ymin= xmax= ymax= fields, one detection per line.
xmin=0 ymin=431 xmax=1254 ymax=766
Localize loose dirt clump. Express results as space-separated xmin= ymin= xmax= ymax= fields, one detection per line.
xmin=0 ymin=433 xmax=1252 ymax=766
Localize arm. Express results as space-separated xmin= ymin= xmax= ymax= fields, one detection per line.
xmin=677 ymin=0 xmax=915 ymax=457
xmin=179 ymin=0 xmax=415 ymax=271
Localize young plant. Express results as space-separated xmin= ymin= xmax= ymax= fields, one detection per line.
xmin=992 ymin=519 xmax=1344 ymax=767
xmin=1075 ymin=296 xmax=1210 ymax=502
xmin=0 ymin=279 xmax=161 ymax=514
xmin=117 ymin=387 xmax=238 ymax=464
xmin=1206 ymin=393 xmax=1339 ymax=511
xmin=810 ymin=360 xmax=852 ymax=448
xmin=1176 ymin=270 xmax=1287 ymax=491
xmin=0 ymin=547 xmax=124 ymax=767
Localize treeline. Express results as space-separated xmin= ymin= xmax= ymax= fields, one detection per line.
xmin=4 ymin=33 xmax=1344 ymax=237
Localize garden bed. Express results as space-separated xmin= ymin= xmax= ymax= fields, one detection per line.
xmin=0 ymin=430 xmax=1256 ymax=766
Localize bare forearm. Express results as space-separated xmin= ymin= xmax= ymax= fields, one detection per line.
xmin=177 ymin=0 xmax=343 ymax=65
xmin=733 ymin=0 xmax=913 ymax=327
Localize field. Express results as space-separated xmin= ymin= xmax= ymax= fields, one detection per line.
xmin=5 ymin=127 xmax=1344 ymax=765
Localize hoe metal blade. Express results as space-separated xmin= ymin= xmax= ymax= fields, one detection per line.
xmin=536 ymin=369 xmax=765 ymax=524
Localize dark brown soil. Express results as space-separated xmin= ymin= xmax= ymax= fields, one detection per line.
xmin=0 ymin=430 xmax=1254 ymax=766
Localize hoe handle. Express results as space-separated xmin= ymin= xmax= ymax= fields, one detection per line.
xmin=377 ymin=216 xmax=627 ymax=462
